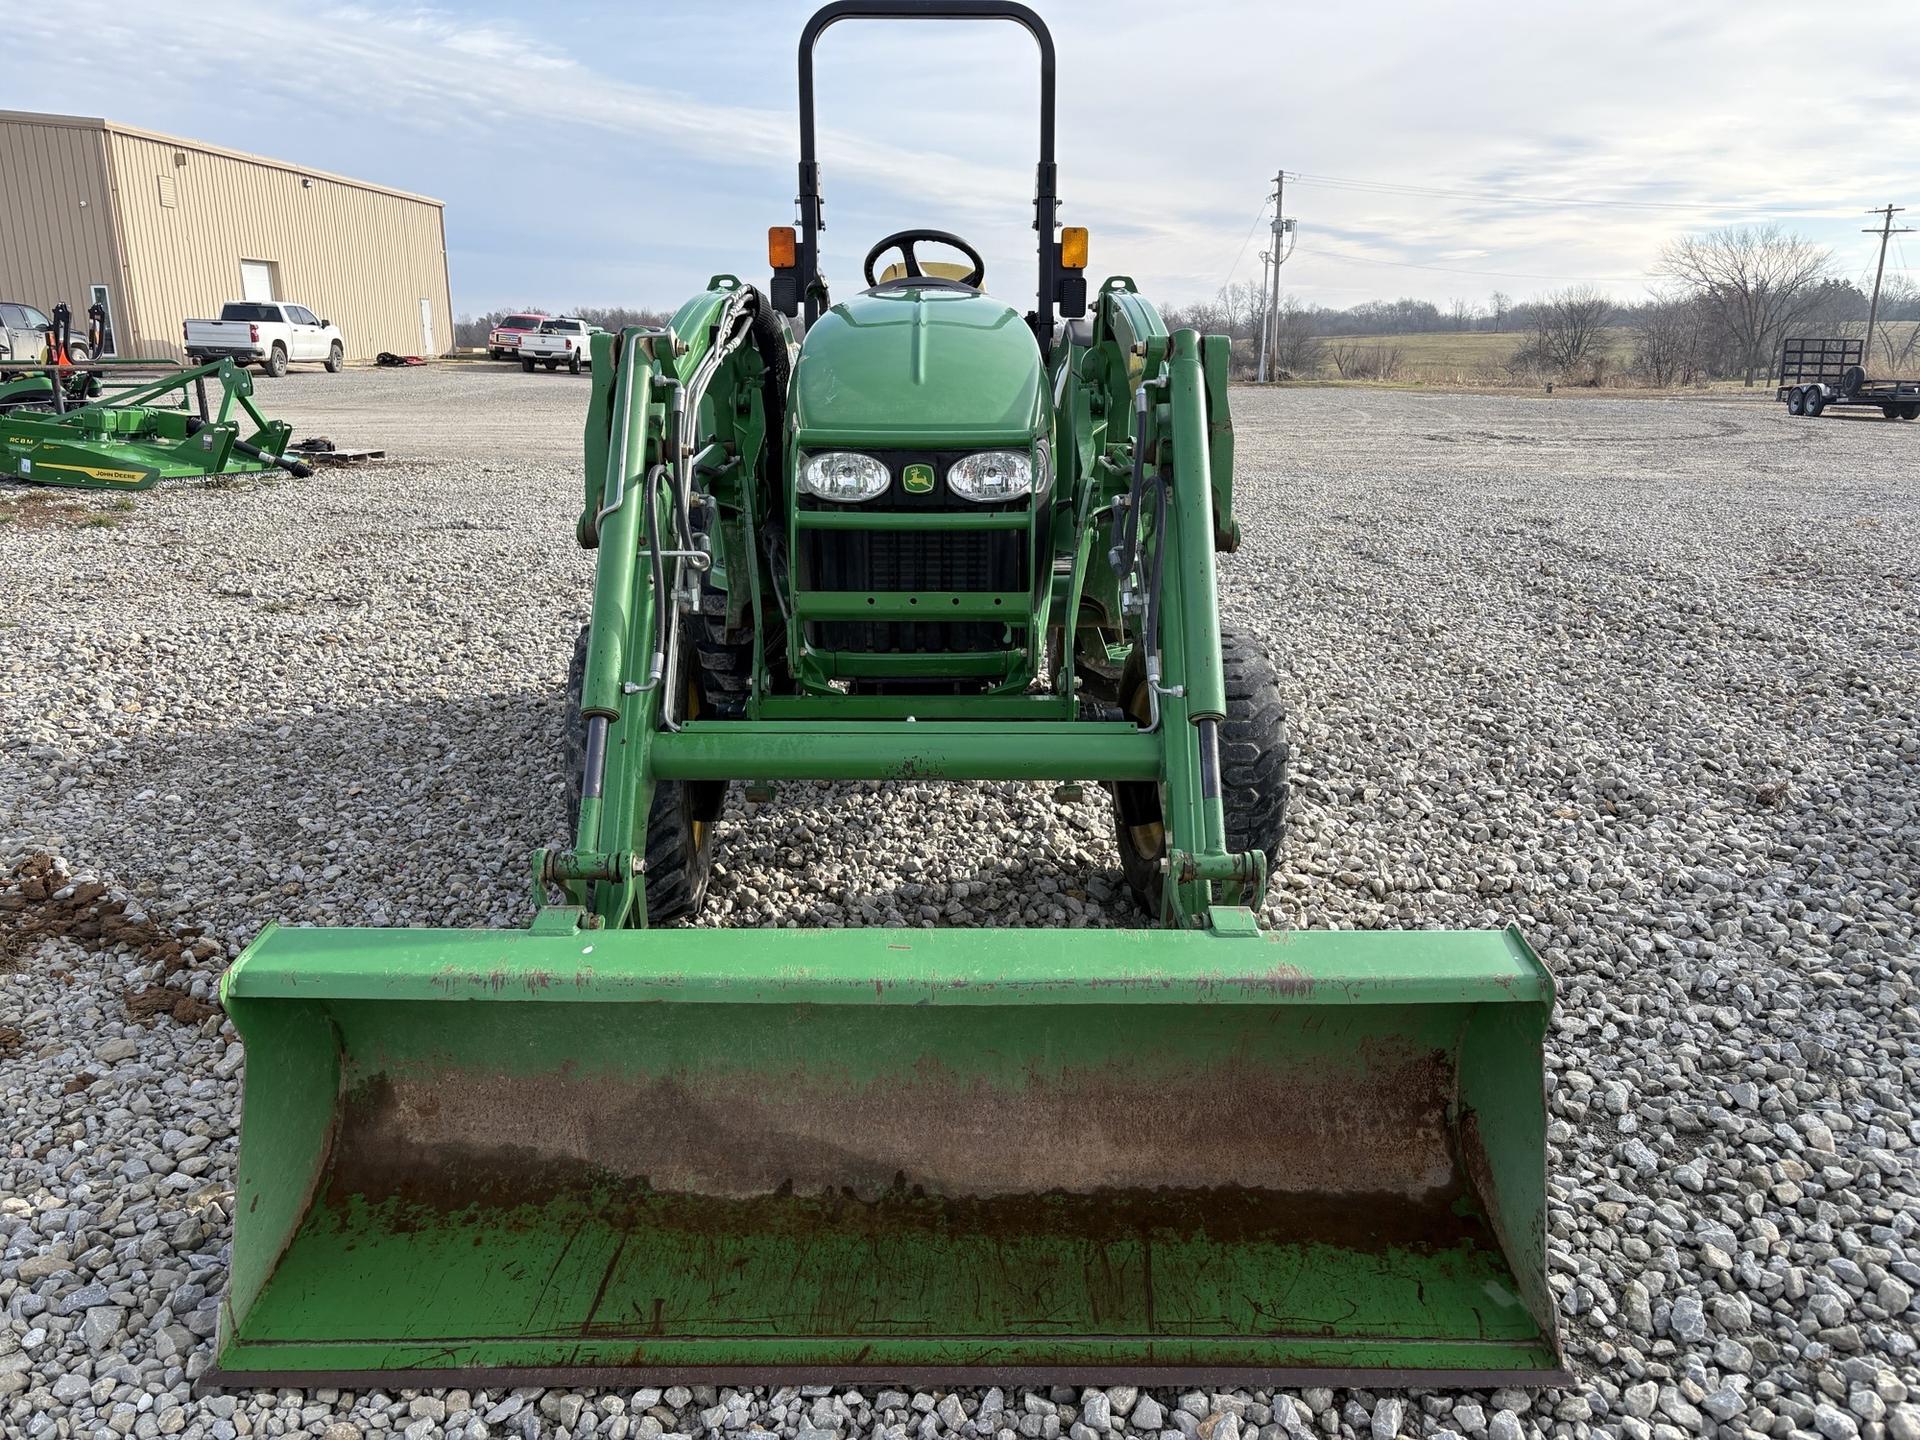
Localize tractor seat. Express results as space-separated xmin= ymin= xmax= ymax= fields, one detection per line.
xmin=876 ymin=260 xmax=979 ymax=288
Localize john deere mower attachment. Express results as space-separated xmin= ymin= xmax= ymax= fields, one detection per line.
xmin=1 ymin=355 xmax=307 ymax=490
xmin=209 ymin=0 xmax=1564 ymax=1391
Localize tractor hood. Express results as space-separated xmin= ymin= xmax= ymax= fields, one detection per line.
xmin=790 ymin=288 xmax=1044 ymax=443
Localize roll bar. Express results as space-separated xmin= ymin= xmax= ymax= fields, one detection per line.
xmin=793 ymin=1 xmax=1066 ymax=347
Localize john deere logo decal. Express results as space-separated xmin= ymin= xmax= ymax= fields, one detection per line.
xmin=903 ymin=462 xmax=934 ymax=494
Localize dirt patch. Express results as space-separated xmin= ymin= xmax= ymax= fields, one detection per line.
xmin=0 ymin=491 xmax=124 ymax=530
xmin=0 ymin=1024 xmax=20 ymax=1058
xmin=125 ymin=983 xmax=218 ymax=1025
xmin=1 ymin=852 xmax=224 ymax=1025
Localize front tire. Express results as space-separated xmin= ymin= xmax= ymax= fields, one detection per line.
xmin=1111 ymin=627 xmax=1289 ymax=919
xmin=563 ymin=625 xmax=720 ymax=923
xmin=324 ymin=341 xmax=343 ymax=374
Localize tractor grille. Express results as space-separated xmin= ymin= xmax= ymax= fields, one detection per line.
xmin=803 ymin=527 xmax=1028 ymax=653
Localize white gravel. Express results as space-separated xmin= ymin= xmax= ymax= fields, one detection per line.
xmin=3 ymin=370 xmax=1917 ymax=1440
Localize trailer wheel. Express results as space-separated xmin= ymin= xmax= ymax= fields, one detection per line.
xmin=1111 ymin=627 xmax=1288 ymax=919
xmin=1804 ymin=388 xmax=1826 ymax=416
xmin=1787 ymin=388 xmax=1806 ymax=416
xmin=1883 ymin=405 xmax=1900 ymax=420
xmin=1902 ymin=403 xmax=1919 ymax=421
xmin=563 ymin=625 xmax=719 ymax=924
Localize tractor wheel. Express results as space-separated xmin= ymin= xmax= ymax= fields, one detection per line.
xmin=324 ymin=341 xmax=343 ymax=374
xmin=1110 ymin=627 xmax=1289 ymax=919
xmin=1787 ymin=388 xmax=1806 ymax=416
xmin=265 ymin=343 xmax=288 ymax=378
xmin=1804 ymin=388 xmax=1826 ymax=416
xmin=687 ymin=511 xmax=787 ymax=716
xmin=563 ymin=625 xmax=721 ymax=923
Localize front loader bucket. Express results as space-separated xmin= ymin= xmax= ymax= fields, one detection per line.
xmin=209 ymin=922 xmax=1567 ymax=1389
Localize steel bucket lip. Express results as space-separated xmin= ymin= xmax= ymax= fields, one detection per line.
xmin=199 ymin=1361 xmax=1576 ymax=1396
xmin=222 ymin=918 xmax=1553 ymax=1008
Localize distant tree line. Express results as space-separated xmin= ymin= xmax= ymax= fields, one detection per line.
xmin=454 ymin=228 xmax=1919 ymax=389
xmin=1162 ymin=224 xmax=1920 ymax=387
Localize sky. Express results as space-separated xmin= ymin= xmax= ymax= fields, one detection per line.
xmin=8 ymin=1 xmax=1918 ymax=318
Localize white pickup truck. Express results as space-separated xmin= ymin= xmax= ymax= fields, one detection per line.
xmin=518 ymin=317 xmax=600 ymax=374
xmin=183 ymin=302 xmax=344 ymax=377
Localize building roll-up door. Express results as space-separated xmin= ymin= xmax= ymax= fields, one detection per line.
xmin=240 ymin=260 xmax=276 ymax=304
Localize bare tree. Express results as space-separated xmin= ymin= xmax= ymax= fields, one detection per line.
xmin=1533 ymin=285 xmax=1615 ymax=375
xmin=1865 ymin=276 xmax=1920 ymax=371
xmin=1327 ymin=343 xmax=1403 ymax=381
xmin=1658 ymin=225 xmax=1833 ymax=386
xmin=1629 ymin=291 xmax=1707 ymax=388
xmin=1269 ymin=298 xmax=1324 ymax=377
xmin=1486 ymin=291 xmax=1513 ymax=331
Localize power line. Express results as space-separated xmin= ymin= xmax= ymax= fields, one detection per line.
xmin=1286 ymin=169 xmax=1848 ymax=219
xmin=1221 ymin=197 xmax=1271 ymax=290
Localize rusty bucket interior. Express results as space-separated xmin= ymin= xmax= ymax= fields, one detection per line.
xmin=208 ymin=921 xmax=1566 ymax=1388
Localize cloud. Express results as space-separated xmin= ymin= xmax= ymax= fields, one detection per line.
xmin=6 ymin=0 xmax=1916 ymax=310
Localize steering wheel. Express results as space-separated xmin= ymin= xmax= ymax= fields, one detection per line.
xmin=862 ymin=229 xmax=986 ymax=289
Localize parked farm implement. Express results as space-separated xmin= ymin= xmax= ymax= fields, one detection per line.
xmin=1778 ymin=337 xmax=1920 ymax=420
xmin=1 ymin=311 xmax=310 ymax=490
xmin=209 ymin=0 xmax=1564 ymax=1391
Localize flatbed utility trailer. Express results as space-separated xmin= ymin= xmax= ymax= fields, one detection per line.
xmin=1777 ymin=337 xmax=1920 ymax=420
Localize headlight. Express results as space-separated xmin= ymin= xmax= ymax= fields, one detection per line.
xmin=798 ymin=451 xmax=890 ymax=503
xmin=947 ymin=449 xmax=1033 ymax=503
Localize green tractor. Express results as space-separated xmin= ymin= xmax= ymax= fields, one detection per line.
xmin=210 ymin=1 xmax=1564 ymax=1390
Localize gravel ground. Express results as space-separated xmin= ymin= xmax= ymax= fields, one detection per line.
xmin=2 ymin=369 xmax=1916 ymax=1440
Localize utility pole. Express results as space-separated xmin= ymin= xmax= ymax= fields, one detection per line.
xmin=1862 ymin=204 xmax=1912 ymax=369
xmin=1256 ymin=171 xmax=1288 ymax=382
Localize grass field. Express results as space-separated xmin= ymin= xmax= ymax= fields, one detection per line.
xmin=1308 ymin=327 xmax=1628 ymax=384
xmin=1302 ymin=322 xmax=1918 ymax=388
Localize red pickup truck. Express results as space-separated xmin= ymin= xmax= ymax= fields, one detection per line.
xmin=487 ymin=313 xmax=549 ymax=361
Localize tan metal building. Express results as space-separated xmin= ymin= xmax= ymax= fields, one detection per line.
xmin=0 ymin=111 xmax=451 ymax=362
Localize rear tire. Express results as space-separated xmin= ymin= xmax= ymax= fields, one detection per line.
xmin=545 ymin=359 xmax=558 ymax=371
xmin=521 ymin=358 xmax=535 ymax=373
xmin=324 ymin=341 xmax=343 ymax=374
xmin=265 ymin=343 xmax=288 ymax=378
xmin=563 ymin=625 xmax=719 ymax=924
xmin=568 ymin=353 xmax=582 ymax=374
xmin=1111 ymin=626 xmax=1289 ymax=919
